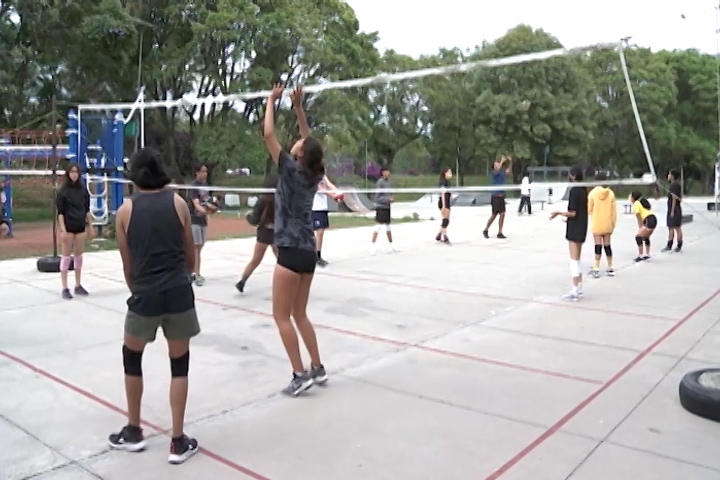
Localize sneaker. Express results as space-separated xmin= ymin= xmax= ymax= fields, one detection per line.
xmin=235 ymin=279 xmax=245 ymax=293
xmin=590 ymin=269 xmax=601 ymax=279
xmin=634 ymin=256 xmax=644 ymax=263
xmin=661 ymin=246 xmax=672 ymax=253
xmin=674 ymin=246 xmax=682 ymax=253
xmin=194 ymin=275 xmax=205 ymax=287
xmin=108 ymin=425 xmax=147 ymax=452
xmin=389 ymin=244 xmax=398 ymax=253
xmin=497 ymin=233 xmax=507 ymax=239
xmin=316 ymin=258 xmax=329 ymax=268
xmin=442 ymin=236 xmax=452 ymax=246
xmin=435 ymin=233 xmax=442 ymax=242
xmin=190 ymin=273 xmax=197 ymax=283
xmin=61 ymin=288 xmax=73 ymax=299
xmin=606 ymin=268 xmax=615 ymax=277
xmin=74 ymin=285 xmax=89 ymax=296
xmin=576 ymin=288 xmax=584 ymax=298
xmin=369 ymin=246 xmax=376 ymax=256
xmin=642 ymin=255 xmax=650 ymax=261
xmin=282 ymin=371 xmax=314 ymax=397
xmin=310 ymin=364 xmax=329 ymax=385
xmin=482 ymin=230 xmax=489 ymax=239
xmin=168 ymin=434 xmax=199 ymax=465
xmin=562 ymin=291 xmax=580 ymax=302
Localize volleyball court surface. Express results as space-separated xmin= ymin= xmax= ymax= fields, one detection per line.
xmin=2 ymin=199 xmax=720 ymax=480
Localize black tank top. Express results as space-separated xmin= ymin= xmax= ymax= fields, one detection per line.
xmin=127 ymin=189 xmax=189 ymax=294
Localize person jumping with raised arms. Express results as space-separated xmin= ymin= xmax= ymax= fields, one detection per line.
xmin=483 ymin=154 xmax=511 ymax=239
xmin=263 ymin=84 xmax=328 ymax=396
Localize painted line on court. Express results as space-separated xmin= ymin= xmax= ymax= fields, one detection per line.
xmin=482 ymin=286 xmax=720 ymax=480
xmin=314 ymin=271 xmax=678 ymax=322
xmin=86 ymin=272 xmax=603 ymax=385
xmin=0 ymin=349 xmax=271 ymax=480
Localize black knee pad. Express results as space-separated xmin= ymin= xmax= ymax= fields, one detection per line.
xmin=122 ymin=345 xmax=143 ymax=377
xmin=643 ymin=237 xmax=650 ymax=246
xmin=170 ymin=351 xmax=190 ymax=378
xmin=635 ymin=235 xmax=643 ymax=246
xmin=441 ymin=218 xmax=449 ymax=228
xmin=594 ymin=244 xmax=602 ymax=255
xmin=603 ymin=245 xmax=612 ymax=257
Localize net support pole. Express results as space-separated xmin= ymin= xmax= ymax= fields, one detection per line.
xmin=618 ymin=45 xmax=657 ymax=181
xmin=140 ymin=89 xmax=146 ymax=148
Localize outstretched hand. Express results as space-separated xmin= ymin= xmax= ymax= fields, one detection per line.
xmin=290 ymin=87 xmax=303 ymax=106
xmin=269 ymin=83 xmax=284 ymax=101
xmin=549 ymin=211 xmax=561 ymax=220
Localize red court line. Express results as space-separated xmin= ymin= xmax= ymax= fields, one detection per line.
xmin=0 ymin=349 xmax=271 ymax=480
xmin=315 ymin=271 xmax=678 ymax=322
xmin=483 ymin=286 xmax=720 ymax=480
xmin=87 ymin=272 xmax=602 ymax=385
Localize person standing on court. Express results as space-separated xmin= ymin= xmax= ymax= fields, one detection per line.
xmin=56 ymin=162 xmax=94 ymax=299
xmin=370 ymin=166 xmax=397 ymax=254
xmin=550 ymin=165 xmax=588 ymax=301
xmin=518 ymin=171 xmax=531 ymax=215
xmin=187 ymin=164 xmax=215 ymax=286
xmin=483 ymin=155 xmax=511 ymax=239
xmin=312 ymin=173 xmax=340 ymax=267
xmin=436 ymin=167 xmax=453 ymax=244
xmin=264 ymin=84 xmax=328 ymax=396
xmin=109 ymin=147 xmax=200 ymax=464
xmin=662 ymin=169 xmax=683 ymax=253
xmin=587 ymin=172 xmax=617 ymax=277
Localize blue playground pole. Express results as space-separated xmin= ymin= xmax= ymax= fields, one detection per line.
xmin=67 ymin=110 xmax=78 ymax=164
xmin=111 ymin=112 xmax=125 ymax=212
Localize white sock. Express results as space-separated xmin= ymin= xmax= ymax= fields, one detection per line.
xmin=571 ymin=285 xmax=578 ymax=294
xmin=577 ymin=282 xmax=583 ymax=293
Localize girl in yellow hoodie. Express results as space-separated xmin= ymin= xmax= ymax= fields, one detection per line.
xmin=587 ymin=172 xmax=617 ymax=278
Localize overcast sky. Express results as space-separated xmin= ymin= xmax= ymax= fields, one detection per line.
xmin=345 ymin=0 xmax=719 ymax=57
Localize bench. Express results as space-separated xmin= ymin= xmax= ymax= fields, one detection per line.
xmin=623 ymin=203 xmax=632 ymax=214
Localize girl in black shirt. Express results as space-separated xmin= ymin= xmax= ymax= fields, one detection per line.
xmin=56 ymin=162 xmax=93 ymax=299
xmin=436 ymin=167 xmax=453 ymax=245
xmin=550 ymin=165 xmax=588 ymax=301
xmin=236 ymin=174 xmax=279 ymax=292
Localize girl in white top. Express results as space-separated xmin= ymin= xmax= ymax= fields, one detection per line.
xmin=518 ymin=174 xmax=531 ymax=214
xmin=311 ymin=175 xmax=340 ymax=267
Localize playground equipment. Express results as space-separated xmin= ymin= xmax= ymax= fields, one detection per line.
xmin=0 ymin=111 xmax=126 ymax=234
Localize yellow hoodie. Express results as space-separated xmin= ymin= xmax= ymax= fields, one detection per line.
xmin=588 ymin=186 xmax=617 ymax=235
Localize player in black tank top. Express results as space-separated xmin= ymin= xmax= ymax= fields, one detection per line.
xmin=108 ymin=148 xmax=200 ymax=464
xmin=436 ymin=167 xmax=453 ymax=245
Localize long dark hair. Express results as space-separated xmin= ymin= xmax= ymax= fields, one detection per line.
xmin=299 ymin=136 xmax=325 ymax=184
xmin=63 ymin=162 xmax=82 ymax=188
xmin=439 ymin=167 xmax=451 ymax=184
xmin=259 ymin=174 xmax=278 ymax=226
xmin=128 ymin=148 xmax=171 ymax=190
xmin=630 ymin=190 xmax=651 ymax=209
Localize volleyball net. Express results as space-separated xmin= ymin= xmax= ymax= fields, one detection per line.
xmin=1 ymin=40 xmax=661 ymax=223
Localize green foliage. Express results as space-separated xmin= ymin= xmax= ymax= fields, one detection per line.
xmin=0 ymin=2 xmax=717 ymax=193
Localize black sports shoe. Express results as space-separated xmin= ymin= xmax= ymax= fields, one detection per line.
xmin=316 ymin=258 xmax=329 ymax=268
xmin=435 ymin=233 xmax=442 ymax=242
xmin=168 ymin=434 xmax=199 ymax=465
xmin=482 ymin=230 xmax=489 ymax=239
xmin=497 ymin=233 xmax=507 ymax=239
xmin=674 ymin=246 xmax=682 ymax=253
xmin=235 ymin=279 xmax=245 ymax=293
xmin=108 ymin=425 xmax=147 ymax=452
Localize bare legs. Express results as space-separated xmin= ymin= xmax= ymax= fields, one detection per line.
xmin=237 ymin=242 xmax=276 ymax=292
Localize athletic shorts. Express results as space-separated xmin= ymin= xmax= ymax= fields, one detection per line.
xmin=375 ymin=208 xmax=391 ymax=224
xmin=437 ymin=198 xmax=451 ymax=210
xmin=643 ymin=214 xmax=658 ymax=229
xmin=312 ymin=210 xmax=330 ymax=230
xmin=256 ymin=227 xmax=274 ymax=245
xmin=666 ymin=210 xmax=682 ymax=228
xmin=277 ymin=247 xmax=316 ymax=274
xmin=125 ymin=283 xmax=201 ymax=343
xmin=490 ymin=195 xmax=506 ymax=214
xmin=191 ymin=224 xmax=207 ymax=246
xmin=64 ymin=221 xmax=86 ymax=235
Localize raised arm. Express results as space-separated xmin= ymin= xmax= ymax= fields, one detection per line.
xmin=291 ymin=87 xmax=311 ymax=139
xmin=263 ymin=84 xmax=284 ymax=164
xmin=505 ymin=155 xmax=512 ymax=174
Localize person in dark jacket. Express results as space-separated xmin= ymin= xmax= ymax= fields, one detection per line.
xmin=56 ymin=162 xmax=93 ymax=299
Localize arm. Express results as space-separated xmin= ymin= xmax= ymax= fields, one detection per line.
xmin=56 ymin=190 xmax=67 ymax=233
xmin=175 ymin=194 xmax=196 ymax=274
xmin=323 ymin=175 xmax=338 ymax=191
xmin=439 ymin=181 xmax=447 ymax=209
xmin=84 ymin=190 xmax=93 ymax=230
xmin=262 ymin=84 xmax=284 ymax=163
xmin=291 ymin=87 xmax=311 ymax=139
xmin=115 ymin=204 xmax=133 ymax=290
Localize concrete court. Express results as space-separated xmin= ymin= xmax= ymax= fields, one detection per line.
xmin=1 ymin=197 xmax=720 ymax=480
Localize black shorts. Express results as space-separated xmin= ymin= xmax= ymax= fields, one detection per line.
xmin=437 ymin=197 xmax=451 ymax=210
xmin=126 ymin=283 xmax=195 ymax=317
xmin=64 ymin=221 xmax=87 ymax=234
xmin=643 ymin=214 xmax=657 ymax=229
xmin=277 ymin=247 xmax=316 ymax=274
xmin=256 ymin=227 xmax=274 ymax=245
xmin=491 ymin=195 xmax=506 ymax=214
xmin=666 ymin=210 xmax=682 ymax=228
xmin=375 ymin=208 xmax=391 ymax=224
xmin=566 ymin=222 xmax=587 ymax=244
xmin=312 ymin=211 xmax=329 ymax=231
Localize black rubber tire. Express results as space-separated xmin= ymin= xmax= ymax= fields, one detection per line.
xmin=681 ymin=214 xmax=693 ymax=224
xmin=678 ymin=368 xmax=720 ymax=422
xmin=36 ymin=255 xmax=74 ymax=273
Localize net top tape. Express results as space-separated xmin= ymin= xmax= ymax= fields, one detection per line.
xmin=0 ymin=169 xmax=654 ymax=194
xmin=76 ymin=41 xmax=622 ymax=112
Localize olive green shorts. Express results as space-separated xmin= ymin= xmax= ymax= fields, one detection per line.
xmin=124 ymin=283 xmax=201 ymax=342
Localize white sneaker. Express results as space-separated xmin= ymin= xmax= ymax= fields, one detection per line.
xmin=562 ymin=291 xmax=579 ymax=302
xmin=389 ymin=244 xmax=398 ymax=253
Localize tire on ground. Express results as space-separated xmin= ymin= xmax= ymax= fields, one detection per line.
xmin=678 ymin=368 xmax=720 ymax=422
xmin=36 ymin=255 xmax=74 ymax=273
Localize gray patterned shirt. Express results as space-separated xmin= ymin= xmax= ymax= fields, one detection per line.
xmin=274 ymin=152 xmax=318 ymax=251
